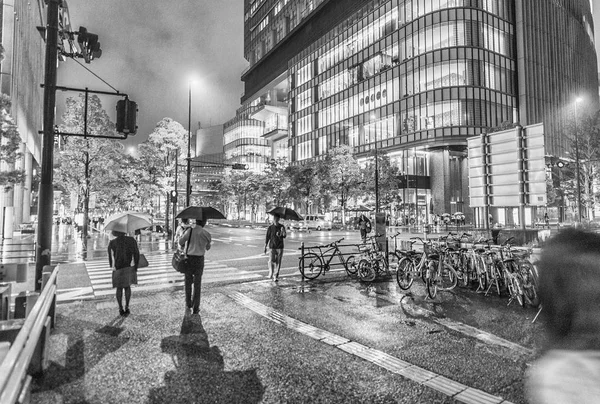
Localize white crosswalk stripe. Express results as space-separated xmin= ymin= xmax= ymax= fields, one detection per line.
xmin=81 ymin=253 xmax=262 ymax=298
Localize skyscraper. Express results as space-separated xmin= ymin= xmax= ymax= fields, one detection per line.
xmin=232 ymin=0 xmax=598 ymax=223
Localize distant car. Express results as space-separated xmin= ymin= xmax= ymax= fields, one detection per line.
xmin=290 ymin=215 xmax=332 ymax=231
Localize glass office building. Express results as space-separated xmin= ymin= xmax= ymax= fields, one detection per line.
xmin=238 ymin=0 xmax=598 ymax=222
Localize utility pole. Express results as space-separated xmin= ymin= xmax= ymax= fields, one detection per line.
xmin=35 ymin=0 xmax=61 ymax=291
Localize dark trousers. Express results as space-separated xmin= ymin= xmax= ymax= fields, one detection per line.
xmin=185 ymin=255 xmax=205 ymax=312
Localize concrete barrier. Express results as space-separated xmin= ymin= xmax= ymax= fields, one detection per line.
xmin=0 ymin=265 xmax=59 ymax=403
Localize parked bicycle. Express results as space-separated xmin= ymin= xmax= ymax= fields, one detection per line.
xmin=356 ymin=234 xmax=389 ymax=282
xmin=298 ymin=238 xmax=357 ymax=280
xmin=424 ymin=235 xmax=458 ymax=299
xmin=388 ymin=235 xmax=430 ymax=291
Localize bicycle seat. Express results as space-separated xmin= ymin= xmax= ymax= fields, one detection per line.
xmin=427 ymin=253 xmax=439 ymax=260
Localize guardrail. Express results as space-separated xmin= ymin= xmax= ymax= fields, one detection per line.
xmin=0 ymin=265 xmax=58 ymax=403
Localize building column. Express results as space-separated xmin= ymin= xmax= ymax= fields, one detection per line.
xmin=12 ymin=143 xmax=26 ymax=227
xmin=22 ymin=150 xmax=33 ymax=223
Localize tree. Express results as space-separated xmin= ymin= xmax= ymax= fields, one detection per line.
xmin=55 ymin=94 xmax=123 ymax=238
xmin=362 ymin=151 xmax=402 ymax=209
xmin=0 ymin=94 xmax=25 ymax=189
xmin=260 ymin=158 xmax=290 ymax=208
xmin=141 ymin=118 xmax=188 ymax=232
xmin=559 ymin=108 xmax=600 ymax=221
xmin=320 ymin=146 xmax=363 ymax=224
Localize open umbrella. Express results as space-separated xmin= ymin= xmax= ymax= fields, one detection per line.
xmin=267 ymin=207 xmax=303 ymax=221
xmin=176 ymin=206 xmax=226 ymax=220
xmin=104 ymin=211 xmax=152 ymax=234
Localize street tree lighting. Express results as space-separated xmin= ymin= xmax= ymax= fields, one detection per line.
xmin=574 ymin=96 xmax=582 ymax=223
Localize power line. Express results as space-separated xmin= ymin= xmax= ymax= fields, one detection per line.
xmin=69 ymin=57 xmax=118 ymax=92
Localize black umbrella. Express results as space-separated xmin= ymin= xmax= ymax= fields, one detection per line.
xmin=267 ymin=207 xmax=303 ymax=221
xmin=176 ymin=206 xmax=226 ymax=220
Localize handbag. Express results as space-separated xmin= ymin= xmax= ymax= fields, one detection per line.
xmin=172 ymin=229 xmax=192 ymax=273
xmin=138 ymin=253 xmax=149 ymax=268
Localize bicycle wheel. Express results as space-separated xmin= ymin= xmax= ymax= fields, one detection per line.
xmin=459 ymin=255 xmax=472 ymax=287
xmin=396 ymin=257 xmax=414 ymax=290
xmin=426 ymin=260 xmax=438 ymax=299
xmin=520 ymin=261 xmax=540 ymax=307
xmin=439 ymin=263 xmax=458 ymax=291
xmin=505 ymin=261 xmax=525 ymax=307
xmin=345 ymin=255 xmax=358 ymax=277
xmin=474 ymin=256 xmax=487 ymax=291
xmin=487 ymin=262 xmax=503 ymax=296
xmin=299 ymin=252 xmax=323 ymax=280
xmin=358 ymin=259 xmax=376 ymax=282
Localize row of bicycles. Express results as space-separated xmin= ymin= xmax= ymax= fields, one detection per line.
xmin=297 ymin=232 xmax=540 ymax=307
xmin=388 ymin=232 xmax=540 ymax=306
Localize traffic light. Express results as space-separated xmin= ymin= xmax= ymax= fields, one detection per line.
xmin=556 ymin=160 xmax=569 ymax=168
xmin=170 ymin=190 xmax=177 ymax=203
xmin=116 ymin=99 xmax=138 ymax=135
xmin=232 ymin=163 xmax=249 ymax=170
xmin=77 ymin=26 xmax=102 ymax=63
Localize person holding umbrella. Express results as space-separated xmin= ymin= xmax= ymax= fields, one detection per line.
xmin=108 ymin=230 xmax=140 ymax=316
xmin=104 ymin=212 xmax=151 ymax=317
xmin=178 ymin=218 xmax=212 ymax=315
xmin=264 ymin=213 xmax=287 ymax=282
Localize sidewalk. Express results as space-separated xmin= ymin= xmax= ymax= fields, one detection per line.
xmin=29 ymin=277 xmax=537 ymax=403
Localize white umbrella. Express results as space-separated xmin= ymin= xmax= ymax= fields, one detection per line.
xmin=104 ymin=211 xmax=152 ymax=234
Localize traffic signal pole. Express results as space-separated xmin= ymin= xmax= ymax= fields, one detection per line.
xmin=35 ymin=0 xmax=61 ymax=291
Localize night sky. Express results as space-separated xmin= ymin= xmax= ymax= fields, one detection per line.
xmin=56 ymin=0 xmax=247 ymax=147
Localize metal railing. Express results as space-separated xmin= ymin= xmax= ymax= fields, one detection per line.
xmin=0 ymin=265 xmax=58 ymax=403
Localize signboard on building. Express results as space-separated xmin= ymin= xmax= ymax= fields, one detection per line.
xmin=468 ymin=123 xmax=546 ymax=208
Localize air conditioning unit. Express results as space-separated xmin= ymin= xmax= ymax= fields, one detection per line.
xmin=0 ymin=283 xmax=11 ymax=321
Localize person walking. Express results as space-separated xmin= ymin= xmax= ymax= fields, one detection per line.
xmin=264 ymin=213 xmax=286 ymax=281
xmin=358 ymin=214 xmax=371 ymax=242
xmin=108 ymin=230 xmax=140 ymax=316
xmin=526 ymin=229 xmax=600 ymax=403
xmin=178 ymin=218 xmax=212 ymax=315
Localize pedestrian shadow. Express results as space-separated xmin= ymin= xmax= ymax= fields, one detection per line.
xmin=148 ymin=314 xmax=264 ymax=404
xmin=32 ymin=315 xmax=129 ymax=398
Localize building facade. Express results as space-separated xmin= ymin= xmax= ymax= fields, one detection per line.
xmin=0 ymin=0 xmax=45 ymax=238
xmin=234 ymin=0 xmax=598 ymax=225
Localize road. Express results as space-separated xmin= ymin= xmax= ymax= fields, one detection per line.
xmin=22 ymin=224 xmax=545 ymax=403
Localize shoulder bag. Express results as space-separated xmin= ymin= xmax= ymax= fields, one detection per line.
xmin=172 ymin=229 xmax=192 ymax=273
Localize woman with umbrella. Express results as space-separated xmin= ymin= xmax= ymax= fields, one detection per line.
xmin=108 ymin=230 xmax=140 ymax=316
xmin=104 ymin=212 xmax=150 ymax=316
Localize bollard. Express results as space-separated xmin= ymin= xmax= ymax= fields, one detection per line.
xmin=300 ymin=242 xmax=305 ymax=280
xmin=41 ymin=266 xmax=56 ymax=328
xmin=0 ymin=283 xmax=11 ymax=321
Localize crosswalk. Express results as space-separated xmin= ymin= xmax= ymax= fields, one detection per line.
xmin=56 ymin=252 xmax=263 ymax=302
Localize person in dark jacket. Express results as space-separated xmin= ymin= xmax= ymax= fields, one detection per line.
xmin=264 ymin=214 xmax=286 ymax=281
xmin=178 ymin=219 xmax=212 ymax=315
xmin=108 ymin=230 xmax=140 ymax=316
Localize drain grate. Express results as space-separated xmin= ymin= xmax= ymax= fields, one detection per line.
xmin=228 ymin=291 xmax=514 ymax=404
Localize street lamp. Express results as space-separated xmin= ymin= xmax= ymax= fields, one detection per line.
xmin=574 ymin=97 xmax=582 ymax=223
xmin=185 ymin=80 xmax=194 ymax=206
xmin=371 ymin=115 xmax=379 ymax=213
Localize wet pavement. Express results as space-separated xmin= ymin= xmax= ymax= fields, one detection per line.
xmin=30 ymin=272 xmax=543 ymax=404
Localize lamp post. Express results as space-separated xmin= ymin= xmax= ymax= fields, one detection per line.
xmin=186 ymin=81 xmax=193 ymax=207
xmin=371 ymin=115 xmax=379 ymax=214
xmin=574 ymin=97 xmax=582 ymax=223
